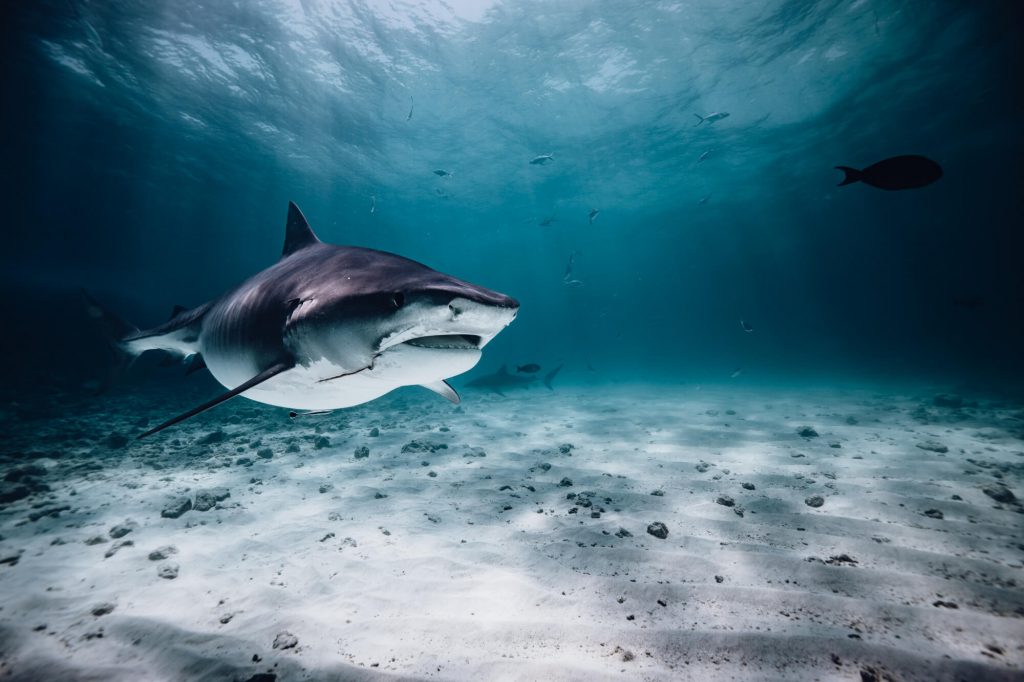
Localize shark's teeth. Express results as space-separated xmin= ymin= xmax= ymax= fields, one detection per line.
xmin=404 ymin=334 xmax=481 ymax=350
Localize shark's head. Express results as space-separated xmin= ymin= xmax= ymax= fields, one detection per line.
xmin=280 ymin=203 xmax=518 ymax=389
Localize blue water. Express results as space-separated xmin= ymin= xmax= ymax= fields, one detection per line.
xmin=1 ymin=0 xmax=1022 ymax=389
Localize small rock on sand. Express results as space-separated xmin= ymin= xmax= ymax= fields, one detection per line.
xmin=157 ymin=563 xmax=179 ymax=579
xmin=716 ymin=495 xmax=735 ymax=507
xmin=558 ymin=477 xmax=573 ymax=487
xmin=741 ymin=482 xmax=755 ymax=491
xmin=805 ymin=495 xmax=825 ymax=508
xmin=369 ymin=427 xmax=380 ymax=437
xmin=916 ymin=440 xmax=948 ymax=454
xmin=981 ymin=483 xmax=1017 ymax=504
xmin=354 ymin=446 xmax=369 ymax=459
xmin=193 ymin=488 xmax=231 ymax=512
xmin=91 ymin=603 xmax=116 ymax=617
xmin=148 ymin=545 xmax=178 ymax=561
xmin=797 ymin=426 xmax=819 ymax=438
xmin=315 ymin=436 xmax=331 ymax=449
xmin=647 ymin=522 xmax=669 ymax=539
xmin=923 ymin=509 xmax=944 ymax=519
xmin=109 ymin=521 xmax=137 ymax=539
xmin=273 ymin=631 xmax=298 ymax=650
xmin=104 ymin=540 xmax=133 ymax=558
xmin=257 ymin=448 xmax=273 ymax=459
xmin=161 ymin=497 xmax=192 ymax=519
xmin=198 ymin=430 xmax=226 ymax=445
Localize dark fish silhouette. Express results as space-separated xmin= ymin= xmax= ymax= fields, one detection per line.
xmin=517 ymin=364 xmax=540 ymax=373
xmin=835 ymin=155 xmax=942 ymax=190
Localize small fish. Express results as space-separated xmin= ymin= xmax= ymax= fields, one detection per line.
xmin=588 ymin=208 xmax=599 ymax=225
xmin=698 ymin=150 xmax=711 ymax=162
xmin=407 ymin=96 xmax=414 ymax=121
xmin=516 ymin=364 xmax=541 ymax=374
xmin=530 ymin=154 xmax=554 ymax=165
xmin=539 ymin=216 xmax=556 ymax=227
xmin=730 ymin=367 xmax=743 ymax=379
xmin=694 ymin=112 xmax=730 ymax=126
xmin=433 ymin=169 xmax=452 ymax=177
xmin=699 ymin=194 xmax=711 ymax=205
xmin=835 ymin=155 xmax=942 ymax=191
xmin=587 ymin=363 xmax=597 ymax=372
xmin=740 ymin=319 xmax=754 ymax=333
xmin=369 ymin=194 xmax=376 ymax=214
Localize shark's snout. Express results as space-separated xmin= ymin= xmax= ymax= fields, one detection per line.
xmin=444 ymin=295 xmax=517 ymax=335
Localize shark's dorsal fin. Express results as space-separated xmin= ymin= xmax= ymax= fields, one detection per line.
xmin=421 ymin=380 xmax=460 ymax=404
xmin=282 ymin=201 xmax=321 ymax=258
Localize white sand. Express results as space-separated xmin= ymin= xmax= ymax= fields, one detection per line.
xmin=1 ymin=383 xmax=1022 ymax=681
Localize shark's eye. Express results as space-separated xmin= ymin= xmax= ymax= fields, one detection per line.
xmin=391 ymin=292 xmax=405 ymax=309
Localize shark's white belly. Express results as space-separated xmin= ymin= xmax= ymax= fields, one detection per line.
xmin=203 ymin=346 xmax=482 ymax=411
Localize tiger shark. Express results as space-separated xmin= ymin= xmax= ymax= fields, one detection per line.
xmin=464 ymin=364 xmax=562 ymax=396
xmin=85 ymin=202 xmax=519 ymax=438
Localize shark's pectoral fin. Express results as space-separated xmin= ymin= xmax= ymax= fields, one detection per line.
xmin=421 ymin=380 xmax=460 ymax=404
xmin=137 ymin=359 xmax=295 ymax=439
xmin=185 ymin=354 xmax=207 ymax=375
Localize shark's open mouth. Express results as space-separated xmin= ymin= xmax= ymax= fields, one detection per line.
xmin=403 ymin=334 xmax=481 ymax=350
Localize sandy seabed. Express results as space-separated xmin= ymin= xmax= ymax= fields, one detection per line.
xmin=1 ymin=381 xmax=1022 ymax=681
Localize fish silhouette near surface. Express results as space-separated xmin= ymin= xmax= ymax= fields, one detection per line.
xmin=84 ymin=202 xmax=519 ymax=438
xmin=835 ymin=155 xmax=942 ymax=190
xmin=694 ymin=112 xmax=729 ymax=126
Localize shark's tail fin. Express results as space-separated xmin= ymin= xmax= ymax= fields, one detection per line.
xmin=543 ymin=364 xmax=563 ymax=390
xmin=835 ymin=166 xmax=862 ymax=186
xmin=81 ymin=289 xmax=140 ymax=392
xmin=693 ymin=113 xmax=705 ymax=126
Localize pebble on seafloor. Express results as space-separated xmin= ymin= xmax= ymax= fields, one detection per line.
xmin=647 ymin=522 xmax=669 ymax=539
